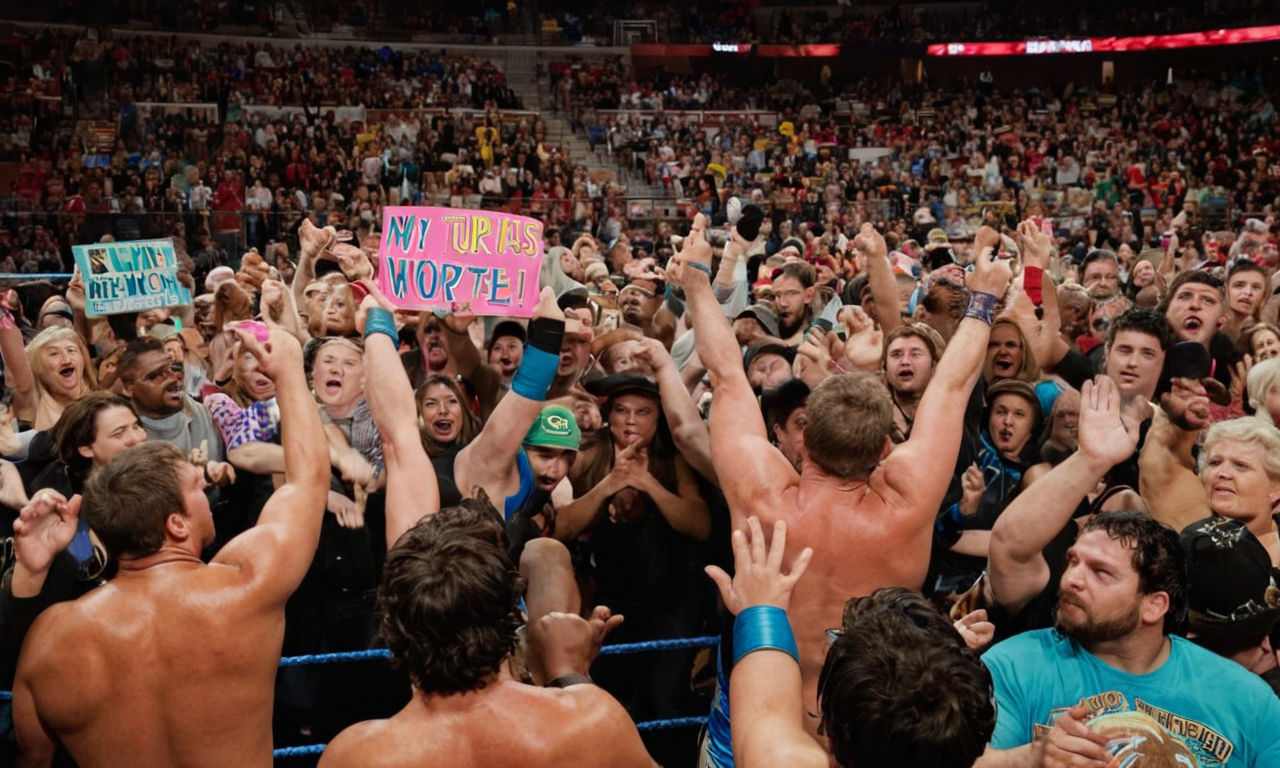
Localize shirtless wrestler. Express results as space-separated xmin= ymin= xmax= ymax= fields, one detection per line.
xmin=317 ymin=508 xmax=657 ymax=768
xmin=670 ymin=214 xmax=1011 ymax=761
xmin=13 ymin=327 xmax=328 ymax=768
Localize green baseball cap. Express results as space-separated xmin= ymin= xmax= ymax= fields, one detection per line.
xmin=523 ymin=405 xmax=581 ymax=451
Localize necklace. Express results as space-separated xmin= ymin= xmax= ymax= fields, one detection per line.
xmin=891 ymin=390 xmax=916 ymax=433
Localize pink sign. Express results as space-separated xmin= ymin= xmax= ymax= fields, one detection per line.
xmin=376 ymin=206 xmax=543 ymax=317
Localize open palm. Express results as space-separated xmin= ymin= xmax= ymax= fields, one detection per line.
xmin=1078 ymin=377 xmax=1139 ymax=468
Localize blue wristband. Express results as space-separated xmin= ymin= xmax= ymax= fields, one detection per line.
xmin=511 ymin=345 xmax=559 ymax=400
xmin=363 ymin=307 xmax=398 ymax=344
xmin=687 ymin=261 xmax=712 ymax=276
xmin=732 ymin=605 xmax=799 ymax=667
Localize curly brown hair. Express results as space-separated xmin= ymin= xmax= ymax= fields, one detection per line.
xmin=819 ymin=588 xmax=995 ymax=768
xmin=378 ymin=504 xmax=525 ymax=695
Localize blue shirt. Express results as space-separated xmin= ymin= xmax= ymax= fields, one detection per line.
xmin=984 ymin=629 xmax=1280 ymax=767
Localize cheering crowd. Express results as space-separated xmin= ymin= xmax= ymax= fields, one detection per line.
xmin=1 ymin=186 xmax=1279 ymax=765
xmin=3 ymin=18 xmax=1280 ymax=768
xmin=3 ymin=28 xmax=588 ymax=279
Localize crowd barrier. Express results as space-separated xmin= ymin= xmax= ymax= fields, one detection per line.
xmin=0 ymin=634 xmax=720 ymax=761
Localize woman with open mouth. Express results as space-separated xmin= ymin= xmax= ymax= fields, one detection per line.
xmin=3 ymin=324 xmax=97 ymax=431
xmin=981 ymin=317 xmax=1040 ymax=386
xmin=416 ymin=373 xmax=481 ymax=508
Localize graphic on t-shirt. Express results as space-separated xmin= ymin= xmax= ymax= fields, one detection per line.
xmin=1031 ymin=691 xmax=1234 ymax=767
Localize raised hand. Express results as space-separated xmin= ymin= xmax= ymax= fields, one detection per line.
xmin=967 ymin=243 xmax=1014 ymax=298
xmin=852 ymin=223 xmax=888 ymax=260
xmin=330 ymin=242 xmax=375 ymax=282
xmin=797 ymin=326 xmax=834 ymax=373
xmin=335 ymin=448 xmax=376 ymax=489
xmin=230 ymin=324 xmax=303 ymax=381
xmin=838 ymin=305 xmax=884 ymax=372
xmin=1079 ymin=377 xmax=1140 ymax=470
xmin=705 ymin=517 xmax=813 ymax=615
xmin=959 ymin=463 xmax=985 ymax=517
xmin=66 ymin=270 xmax=87 ymax=314
xmin=205 ymin=460 xmax=236 ymax=487
xmin=1163 ymin=377 xmax=1212 ymax=431
xmin=630 ymin=335 xmax=674 ymax=374
xmin=298 ymin=218 xmax=337 ymax=263
xmin=532 ymin=285 xmax=565 ymax=322
xmin=259 ymin=278 xmax=287 ymax=317
xmin=974 ymin=224 xmax=1002 ymax=255
xmin=665 ymin=213 xmax=713 ymax=287
xmin=13 ymin=490 xmax=81 ymax=577
xmin=1016 ymin=219 xmax=1053 ymax=269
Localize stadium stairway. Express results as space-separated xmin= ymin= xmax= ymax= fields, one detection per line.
xmin=503 ymin=49 xmax=670 ymax=201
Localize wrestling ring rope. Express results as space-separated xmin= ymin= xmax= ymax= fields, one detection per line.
xmin=0 ymin=634 xmax=720 ymax=760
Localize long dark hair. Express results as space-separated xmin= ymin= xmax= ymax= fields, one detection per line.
xmin=416 ymin=374 xmax=481 ymax=457
xmin=574 ymin=391 xmax=677 ymax=498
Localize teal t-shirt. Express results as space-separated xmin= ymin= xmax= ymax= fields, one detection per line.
xmin=984 ymin=629 xmax=1280 ymax=767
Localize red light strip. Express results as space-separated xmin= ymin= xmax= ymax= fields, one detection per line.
xmin=630 ymin=43 xmax=841 ymax=58
xmin=926 ymin=23 xmax=1280 ymax=56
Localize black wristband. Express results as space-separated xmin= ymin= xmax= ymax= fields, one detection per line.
xmin=544 ymin=673 xmax=593 ymax=688
xmin=526 ymin=317 xmax=566 ymax=354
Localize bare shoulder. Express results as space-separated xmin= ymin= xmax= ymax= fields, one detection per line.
xmin=17 ymin=597 xmax=113 ymax=723
xmin=865 ymin=461 xmax=912 ymax=506
xmin=19 ymin=599 xmax=80 ymax=670
xmin=318 ymin=719 xmax=397 ymax=768
xmin=550 ymin=685 xmax=639 ymax=736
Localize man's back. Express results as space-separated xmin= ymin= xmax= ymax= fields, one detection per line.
xmin=319 ymin=678 xmax=656 ymax=768
xmin=17 ymin=562 xmax=283 ymax=768
xmin=755 ymin=468 xmax=932 ymax=734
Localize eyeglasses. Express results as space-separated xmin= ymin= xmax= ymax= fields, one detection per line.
xmin=143 ymin=360 xmax=183 ymax=382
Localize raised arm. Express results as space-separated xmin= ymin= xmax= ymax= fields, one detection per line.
xmin=212 ymin=327 xmax=329 ymax=604
xmin=634 ymin=336 xmax=717 ymax=483
xmin=988 ymin=377 xmax=1138 ymax=616
xmin=291 ymin=219 xmax=329 ymax=312
xmin=1013 ymin=220 xmax=1068 ymax=370
xmin=0 ymin=292 xmax=35 ymax=418
xmin=454 ymin=288 xmax=565 ymax=495
xmin=858 ymin=224 xmax=902 ymax=335
xmin=1138 ymin=383 xmax=1211 ymax=532
xmin=705 ymin=518 xmax=820 ymax=768
xmin=64 ymin=271 xmax=95 ymax=357
xmin=439 ymin=311 xmax=503 ymax=417
xmin=713 ymin=229 xmax=751 ymax=302
xmin=260 ymin=278 xmax=310 ymax=346
xmin=670 ymin=214 xmax=794 ymax=522
xmin=356 ymin=283 xmax=440 ymax=548
xmin=882 ymin=231 xmax=1012 ymax=513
